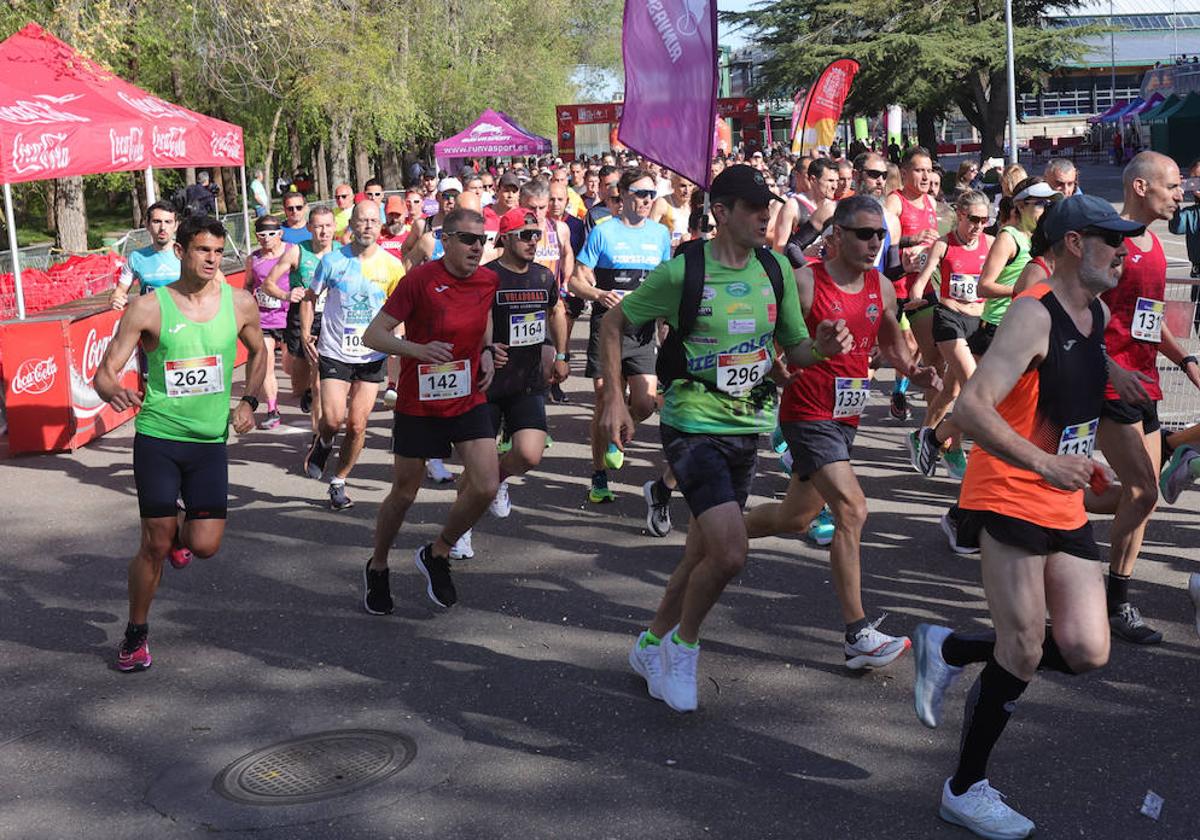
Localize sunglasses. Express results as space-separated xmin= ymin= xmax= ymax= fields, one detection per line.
xmin=839 ymin=225 xmax=887 ymax=242
xmin=861 ymin=169 xmax=887 ymax=179
xmin=440 ymin=190 xmax=461 ymax=200
xmin=629 ymin=188 xmax=657 ymax=200
xmin=284 ymin=204 xmax=305 ymax=212
xmin=256 ymin=229 xmax=282 ymax=236
xmin=508 ymin=228 xmax=542 ymax=242
xmin=335 ymin=193 xmax=352 ymax=200
xmin=1080 ymin=227 xmax=1126 ymax=248
xmin=445 ymin=231 xmax=487 ymax=247
xmin=966 ymin=214 xmax=989 ymax=225
xmin=1022 ymin=198 xmax=1053 ymax=209
xmin=365 ymin=191 xmax=383 ymax=198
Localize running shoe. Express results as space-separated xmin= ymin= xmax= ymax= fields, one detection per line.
xmin=1192 ymin=262 xmax=1200 ymax=279
xmin=363 ymin=559 xmax=393 ymax=615
xmin=589 ymin=473 xmax=615 ymax=504
xmin=889 ymin=390 xmax=909 ymax=421
xmin=907 ymin=427 xmax=940 ymax=477
xmin=304 ymin=436 xmax=332 ymax=480
xmin=328 ymin=481 xmax=353 ymax=511
xmin=168 ymin=540 xmax=193 ymax=570
xmin=426 ymin=458 xmax=454 ymax=483
xmin=660 ymin=632 xmax=699 ymax=713
xmin=943 ymin=446 xmax=968 ymax=481
xmin=912 ymin=623 xmax=964 ymax=728
xmin=300 ymin=388 xmax=313 ymax=414
xmin=1188 ymin=573 xmax=1200 ymax=640
xmin=844 ymin=615 xmax=910 ymax=670
xmin=548 ymin=383 xmax=570 ymax=404
xmin=604 ymin=442 xmax=625 ymax=470
xmin=415 ymin=544 xmax=457 ymax=608
xmin=383 ymin=387 xmax=398 ymax=409
xmin=643 ymin=480 xmax=672 ymax=537
xmin=807 ymin=506 xmax=835 ymax=546
xmin=497 ymin=438 xmax=513 ymax=455
xmin=489 ymin=481 xmax=512 ymax=518
xmin=1159 ymin=444 xmax=1199 ymax=506
xmin=117 ymin=633 xmax=151 ymax=673
xmin=1109 ymin=601 xmax=1163 ymax=645
xmin=780 ymin=449 xmax=794 ymax=475
xmin=939 ymin=778 xmax=1034 ymax=839
xmin=258 ymin=409 xmax=281 ymax=431
xmin=449 ymin=529 xmax=474 ymax=560
xmin=940 ymin=510 xmax=978 ymax=556
xmin=628 ymin=632 xmax=666 ymax=701
xmin=771 ymin=425 xmax=788 ymax=453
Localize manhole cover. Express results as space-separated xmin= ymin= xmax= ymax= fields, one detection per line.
xmin=213 ymin=729 xmax=416 ymax=805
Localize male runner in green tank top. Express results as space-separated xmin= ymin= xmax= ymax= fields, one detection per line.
xmin=96 ymin=215 xmax=268 ymax=673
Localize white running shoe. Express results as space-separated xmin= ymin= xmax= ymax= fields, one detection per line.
xmin=383 ymin=387 xmax=398 ymax=409
xmin=489 ymin=480 xmax=511 ymax=518
xmin=913 ymin=623 xmax=964 ymax=728
xmin=642 ymin=480 xmax=672 ymax=537
xmin=844 ymin=615 xmax=910 ymax=670
xmin=449 ymin=529 xmax=474 ymax=560
xmin=427 ymin=459 xmax=454 ymax=483
xmin=939 ymin=778 xmax=1035 ymax=839
xmin=628 ymin=633 xmax=666 ymax=701
xmin=660 ymin=632 xmax=699 ymax=713
xmin=1189 ymin=573 xmax=1200 ymax=640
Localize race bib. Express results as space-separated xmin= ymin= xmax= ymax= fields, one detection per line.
xmin=901 ymin=245 xmax=930 ymax=275
xmin=418 ymin=360 xmax=471 ymax=401
xmin=342 ymin=325 xmax=369 ymax=357
xmin=948 ymin=273 xmax=979 ymax=302
xmin=314 ymin=290 xmax=326 ymax=315
xmin=716 ymin=348 xmax=769 ymax=396
xmin=1131 ymin=297 xmax=1163 ymax=342
xmin=165 ymin=356 xmax=223 ymax=398
xmin=1057 ymin=418 xmax=1098 ymax=458
xmin=833 ymin=377 xmax=870 ymax=418
xmin=255 ymin=287 xmax=281 ymax=310
xmin=509 ymin=311 xmax=547 ymax=347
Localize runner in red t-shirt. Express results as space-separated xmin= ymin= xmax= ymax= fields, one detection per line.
xmin=361 ymin=207 xmax=501 ymax=613
xmin=1092 ymin=153 xmax=1197 ymax=645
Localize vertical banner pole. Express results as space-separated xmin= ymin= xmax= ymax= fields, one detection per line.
xmin=3 ymin=182 xmax=25 ymax=320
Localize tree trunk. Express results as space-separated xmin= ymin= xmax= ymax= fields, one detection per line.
xmin=315 ymin=140 xmax=329 ymax=200
xmin=45 ymin=181 xmax=57 ymax=233
xmin=980 ymin=69 xmax=1010 ymax=160
xmin=288 ymin=118 xmax=302 ymax=176
xmin=354 ymin=141 xmax=371 ymax=191
xmin=916 ymin=108 xmax=938 ymax=160
xmin=380 ymin=142 xmax=403 ymax=190
xmin=131 ymin=175 xmax=148 ymax=229
xmin=220 ymin=167 xmax=239 ymax=215
xmin=55 ymin=176 xmax=88 ymax=252
xmin=330 ymin=110 xmax=352 ymax=190
xmin=263 ymin=103 xmax=285 ymax=202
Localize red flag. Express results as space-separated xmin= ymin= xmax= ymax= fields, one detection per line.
xmin=790 ymin=87 xmax=811 ymax=154
xmin=618 ymin=0 xmax=718 ymax=190
xmin=795 ymin=58 xmax=860 ymax=157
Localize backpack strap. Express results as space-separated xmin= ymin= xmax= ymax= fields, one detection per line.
xmin=676 ymin=240 xmax=708 ymax=339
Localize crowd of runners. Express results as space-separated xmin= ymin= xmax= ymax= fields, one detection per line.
xmin=93 ymin=140 xmax=1200 ymax=839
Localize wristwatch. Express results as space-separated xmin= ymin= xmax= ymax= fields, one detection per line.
xmin=555 ymin=352 xmax=571 ymax=361
xmin=240 ymin=395 xmax=260 ymax=411
xmin=1181 ymin=354 xmax=1198 ymax=371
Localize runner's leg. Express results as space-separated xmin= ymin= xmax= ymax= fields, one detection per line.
xmin=333 ymin=380 xmax=379 ymax=480
xmin=370 ymin=456 xmax=426 ymax=569
xmin=433 ymin=436 xmax=500 ymax=557
xmin=809 ymin=461 xmax=868 ymax=624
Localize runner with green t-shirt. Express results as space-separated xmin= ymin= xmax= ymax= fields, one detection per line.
xmin=95 ymin=215 xmax=268 ymax=672
xmin=601 ymin=166 xmax=852 ymax=713
xmin=263 ymin=205 xmax=336 ymax=439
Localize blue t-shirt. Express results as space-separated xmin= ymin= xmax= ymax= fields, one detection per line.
xmin=281 ymin=225 xmax=312 ymax=244
xmin=576 ymin=217 xmax=672 ymax=272
xmin=123 ymin=245 xmax=180 ymax=294
xmin=310 ymin=245 xmax=405 ymax=364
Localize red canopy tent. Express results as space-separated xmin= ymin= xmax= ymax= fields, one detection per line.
xmin=0 ymin=22 xmax=249 ymax=319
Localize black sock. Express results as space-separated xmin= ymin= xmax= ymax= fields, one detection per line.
xmin=845 ymin=617 xmax=870 ymax=643
xmin=1037 ymin=636 xmax=1076 ymax=675
xmin=124 ymin=622 xmax=148 ymax=642
xmin=1107 ymin=572 xmax=1131 ymax=612
xmin=1159 ymin=429 xmax=1173 ymax=466
xmin=651 ymin=477 xmax=672 ymax=504
xmin=593 ymin=469 xmax=608 ymax=484
xmin=950 ymin=659 xmax=1029 ymax=796
xmin=941 ymin=630 xmax=994 ymax=667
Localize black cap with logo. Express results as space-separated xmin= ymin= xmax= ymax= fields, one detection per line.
xmin=710 ymin=164 xmax=782 ymax=207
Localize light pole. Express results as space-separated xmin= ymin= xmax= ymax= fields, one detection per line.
xmin=1110 ymin=0 xmax=1117 ymax=104
xmin=1005 ymin=0 xmax=1019 ymax=165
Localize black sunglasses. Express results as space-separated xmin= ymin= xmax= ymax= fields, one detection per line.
xmin=861 ymin=168 xmax=887 ymax=179
xmin=440 ymin=190 xmax=461 ymax=200
xmin=628 ymin=188 xmax=657 ymax=200
xmin=509 ymin=228 xmax=542 ymax=242
xmin=1022 ymin=198 xmax=1053 ymax=209
xmin=1080 ymin=227 xmax=1126 ymax=248
xmin=839 ymin=225 xmax=887 ymax=241
xmin=335 ymin=193 xmax=352 ymax=199
xmin=445 ymin=231 xmax=487 ymax=247
xmin=966 ymin=214 xmax=989 ymax=225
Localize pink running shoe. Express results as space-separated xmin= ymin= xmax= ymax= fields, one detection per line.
xmin=168 ymin=542 xmax=192 ymax=570
xmin=117 ymin=636 xmax=152 ymax=672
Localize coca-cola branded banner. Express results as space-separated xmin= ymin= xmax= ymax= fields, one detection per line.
xmin=0 ymin=23 xmax=243 ymax=184
xmin=618 ymin=0 xmax=719 ymax=190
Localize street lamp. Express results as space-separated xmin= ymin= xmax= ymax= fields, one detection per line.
xmin=1005 ymin=0 xmax=1019 ymax=165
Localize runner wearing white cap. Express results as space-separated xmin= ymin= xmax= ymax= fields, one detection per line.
xmin=402 ymin=177 xmax=463 ymax=268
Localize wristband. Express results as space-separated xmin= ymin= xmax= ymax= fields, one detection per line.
xmin=482 ymin=345 xmax=494 ymax=356
xmin=1181 ymin=355 xmax=1198 ymax=371
xmin=240 ymin=395 xmax=259 ymax=411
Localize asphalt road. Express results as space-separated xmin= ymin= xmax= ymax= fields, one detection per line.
xmin=2 ymin=353 xmax=1198 ymax=839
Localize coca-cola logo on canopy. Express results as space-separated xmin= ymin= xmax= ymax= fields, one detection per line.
xmin=0 ymin=94 xmax=89 ymax=125
xmin=110 ymin=126 xmax=145 ymax=166
xmin=12 ymin=132 xmax=71 ymax=175
xmin=116 ymin=90 xmax=196 ymax=122
xmin=209 ymin=130 xmax=241 ymax=159
xmin=152 ymin=125 xmax=187 ymax=158
xmin=11 ymin=356 xmax=58 ymax=395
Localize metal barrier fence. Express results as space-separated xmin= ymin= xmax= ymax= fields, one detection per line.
xmin=1161 ymin=278 xmax=1200 ymax=430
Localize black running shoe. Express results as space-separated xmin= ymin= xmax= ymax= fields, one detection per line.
xmin=363 ymin=559 xmax=393 ymax=615
xmin=328 ymin=481 xmax=353 ymax=510
xmin=1109 ymin=602 xmax=1163 ymax=645
xmin=548 ymin=383 xmax=570 ymax=404
xmin=305 ymin=436 xmax=332 ymax=479
xmin=889 ymin=390 xmax=909 ymax=421
xmin=907 ymin=427 xmax=940 ymax=477
xmin=415 ymin=544 xmax=457 ymax=608
xmin=300 ymin=388 xmax=313 ymax=414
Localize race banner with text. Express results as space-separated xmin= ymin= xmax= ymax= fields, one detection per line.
xmin=794 ymin=58 xmax=860 ymax=157
xmin=618 ymin=0 xmax=718 ymax=190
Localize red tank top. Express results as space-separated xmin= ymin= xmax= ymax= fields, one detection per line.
xmin=893 ymin=190 xmax=939 ymax=299
xmin=1101 ymin=233 xmax=1166 ymax=401
xmin=938 ymin=232 xmax=989 ymax=304
xmin=780 ymin=262 xmax=884 ymax=427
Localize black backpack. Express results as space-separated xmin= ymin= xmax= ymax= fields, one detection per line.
xmin=656 ymin=240 xmax=787 ymax=389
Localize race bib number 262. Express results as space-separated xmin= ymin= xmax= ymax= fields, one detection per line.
xmin=165 ymin=356 xmax=223 ymax=398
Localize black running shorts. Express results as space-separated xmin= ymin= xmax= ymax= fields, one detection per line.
xmin=661 ymin=424 xmax=758 ymax=517
xmin=932 ymin=305 xmax=982 ymax=344
xmin=1101 ymin=397 xmax=1160 ymax=435
xmin=957 ymin=508 xmax=1100 ymax=562
xmin=133 ymin=433 xmax=228 ymax=520
xmin=392 ymin=403 xmax=495 ymax=459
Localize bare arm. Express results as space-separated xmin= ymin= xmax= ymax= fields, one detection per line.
xmin=549 ymin=297 xmax=570 ymax=383
xmin=877 ymin=277 xmax=941 ymax=390
xmin=955 ymin=297 xmax=1091 ymax=490
xmin=362 ymin=310 xmax=453 ymax=363
xmin=779 ymin=264 xmax=853 ymax=368
xmin=232 ymin=288 xmax=267 ymax=433
xmin=262 ymin=246 xmax=302 ymax=301
xmin=772 ymin=199 xmax=798 ymax=252
xmin=1012 ymin=256 xmax=1047 ymax=297
xmin=598 ymin=303 xmax=636 ymax=447
xmin=558 ymin=221 xmax=574 ymax=286
xmin=400 ymin=217 xmax=426 ymax=261
xmin=977 ymin=230 xmax=1017 ymax=299
xmin=568 ymin=262 xmax=600 ymax=300
xmin=95 ymin=294 xmax=155 ymax=409
xmin=906 ymin=239 xmax=948 ymax=304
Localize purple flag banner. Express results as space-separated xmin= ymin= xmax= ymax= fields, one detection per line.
xmin=617 ymin=0 xmax=718 ymax=191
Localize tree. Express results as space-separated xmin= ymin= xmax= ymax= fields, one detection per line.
xmin=725 ymin=0 xmax=1104 ymax=159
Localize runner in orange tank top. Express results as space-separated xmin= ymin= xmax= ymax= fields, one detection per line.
xmin=911 ymin=193 xmax=1138 ymax=840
